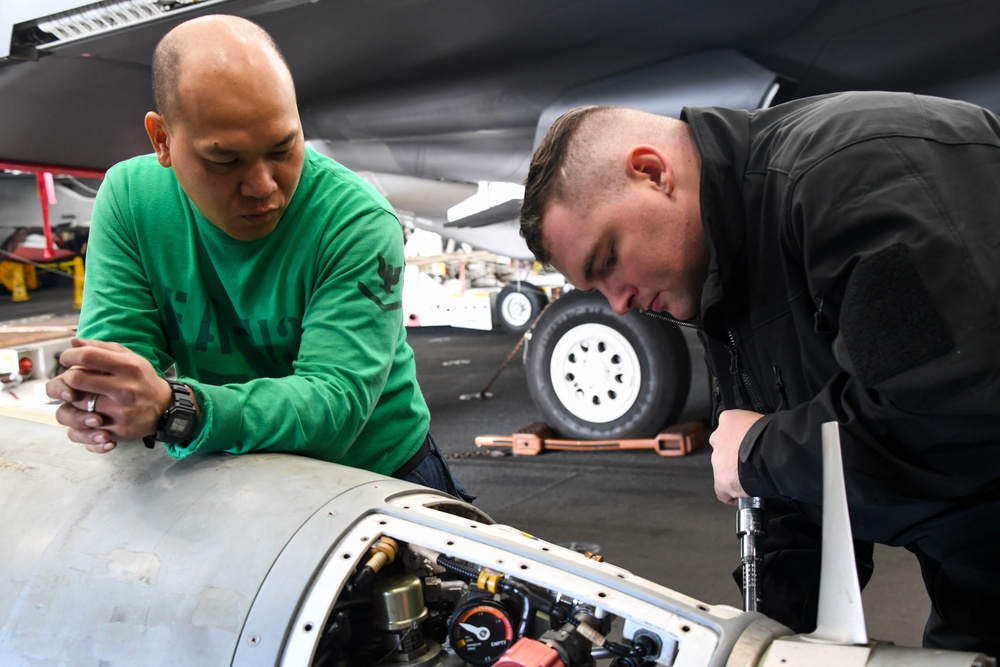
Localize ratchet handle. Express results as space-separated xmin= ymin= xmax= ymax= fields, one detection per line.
xmin=737 ymin=496 xmax=766 ymax=612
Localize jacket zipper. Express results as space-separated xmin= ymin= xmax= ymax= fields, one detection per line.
xmin=640 ymin=309 xmax=700 ymax=329
xmin=728 ymin=328 xmax=764 ymax=412
xmin=772 ymin=365 xmax=789 ymax=410
xmin=813 ymin=294 xmax=835 ymax=335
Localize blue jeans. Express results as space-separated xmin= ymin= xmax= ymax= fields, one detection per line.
xmin=400 ymin=434 xmax=475 ymax=502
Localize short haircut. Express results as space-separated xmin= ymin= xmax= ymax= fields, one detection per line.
xmin=519 ymin=105 xmax=625 ymax=264
xmin=150 ymin=16 xmax=290 ymax=122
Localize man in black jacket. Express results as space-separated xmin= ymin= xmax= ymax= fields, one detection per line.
xmin=519 ymin=92 xmax=1000 ymax=653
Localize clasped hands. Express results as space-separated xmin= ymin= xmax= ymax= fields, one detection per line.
xmin=45 ymin=338 xmax=173 ymax=453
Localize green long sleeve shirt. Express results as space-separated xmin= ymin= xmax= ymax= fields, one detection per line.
xmin=79 ymin=148 xmax=429 ymax=475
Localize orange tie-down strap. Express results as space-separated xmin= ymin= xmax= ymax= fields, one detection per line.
xmin=475 ymin=421 xmax=705 ymax=457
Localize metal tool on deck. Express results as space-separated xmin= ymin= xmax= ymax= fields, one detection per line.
xmin=475 ymin=421 xmax=705 ymax=457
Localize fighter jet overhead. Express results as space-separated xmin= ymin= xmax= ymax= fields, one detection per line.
xmin=3 ymin=0 xmax=1000 ymax=180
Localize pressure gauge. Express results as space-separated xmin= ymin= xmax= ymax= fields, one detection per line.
xmin=448 ymin=598 xmax=517 ymax=666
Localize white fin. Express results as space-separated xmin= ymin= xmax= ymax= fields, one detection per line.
xmin=803 ymin=421 xmax=869 ymax=644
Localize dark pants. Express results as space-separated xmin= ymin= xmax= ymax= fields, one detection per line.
xmin=743 ymin=496 xmax=1000 ymax=657
xmin=907 ymin=495 xmax=1000 ymax=654
xmin=396 ymin=433 xmax=475 ymax=503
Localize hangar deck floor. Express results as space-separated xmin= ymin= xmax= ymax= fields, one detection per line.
xmin=1 ymin=282 xmax=929 ymax=648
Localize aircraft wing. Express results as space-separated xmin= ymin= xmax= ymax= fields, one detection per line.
xmin=5 ymin=0 xmax=1000 ymax=259
xmin=3 ymin=0 xmax=1000 ymax=181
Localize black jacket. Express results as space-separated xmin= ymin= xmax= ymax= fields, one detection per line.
xmin=683 ymin=92 xmax=1000 ymax=538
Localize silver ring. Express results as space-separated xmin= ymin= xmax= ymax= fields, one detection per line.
xmin=87 ymin=394 xmax=98 ymax=413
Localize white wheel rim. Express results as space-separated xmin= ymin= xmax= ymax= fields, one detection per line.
xmin=548 ymin=322 xmax=642 ymax=423
xmin=500 ymin=292 xmax=533 ymax=328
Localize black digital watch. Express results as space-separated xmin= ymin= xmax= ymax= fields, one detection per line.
xmin=144 ymin=380 xmax=198 ymax=448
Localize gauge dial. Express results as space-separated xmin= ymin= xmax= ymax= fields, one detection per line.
xmin=448 ymin=599 xmax=516 ymax=666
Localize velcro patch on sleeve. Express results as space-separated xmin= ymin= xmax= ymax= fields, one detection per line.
xmin=840 ymin=243 xmax=954 ymax=387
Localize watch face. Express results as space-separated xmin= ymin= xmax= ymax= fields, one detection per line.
xmin=158 ymin=382 xmax=198 ymax=443
xmin=167 ymin=416 xmax=193 ymax=436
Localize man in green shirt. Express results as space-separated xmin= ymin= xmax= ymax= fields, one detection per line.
xmin=45 ymin=14 xmax=469 ymax=500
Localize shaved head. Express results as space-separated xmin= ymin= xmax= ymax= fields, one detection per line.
xmin=143 ymin=14 xmax=305 ymax=241
xmin=151 ymin=14 xmax=293 ymax=123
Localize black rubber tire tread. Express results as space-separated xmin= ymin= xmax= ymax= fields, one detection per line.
xmin=496 ymin=282 xmax=548 ymax=333
xmin=525 ymin=290 xmax=691 ymax=439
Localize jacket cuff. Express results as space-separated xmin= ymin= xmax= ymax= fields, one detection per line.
xmin=737 ymin=413 xmax=774 ymax=490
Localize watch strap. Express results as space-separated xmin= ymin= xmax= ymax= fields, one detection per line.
xmin=152 ymin=380 xmax=198 ymax=445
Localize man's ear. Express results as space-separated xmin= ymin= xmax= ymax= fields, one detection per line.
xmin=626 ymin=145 xmax=674 ymax=195
xmin=144 ymin=112 xmax=172 ymax=167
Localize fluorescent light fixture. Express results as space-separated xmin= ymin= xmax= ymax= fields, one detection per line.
xmin=32 ymin=0 xmax=231 ymax=48
xmin=4 ymin=0 xmax=319 ymax=59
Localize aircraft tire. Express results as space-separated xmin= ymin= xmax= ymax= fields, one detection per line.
xmin=496 ymin=282 xmax=548 ymax=333
xmin=525 ymin=290 xmax=691 ymax=439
